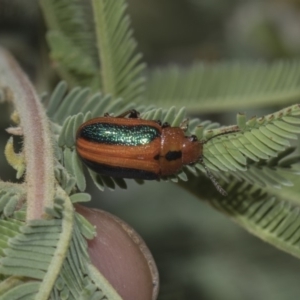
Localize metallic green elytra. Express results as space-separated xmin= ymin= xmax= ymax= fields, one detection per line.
xmin=79 ymin=123 xmax=161 ymax=146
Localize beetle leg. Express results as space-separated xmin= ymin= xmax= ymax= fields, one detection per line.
xmin=155 ymin=120 xmax=169 ymax=128
xmin=116 ymin=109 xmax=140 ymax=119
xmin=199 ymin=157 xmax=227 ymax=196
xmin=180 ymin=119 xmax=189 ymax=131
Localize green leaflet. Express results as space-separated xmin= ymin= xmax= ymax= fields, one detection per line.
xmin=144 ymin=61 xmax=300 ymax=113
xmin=47 ymin=31 xmax=101 ymax=90
xmin=54 ymin=88 xmax=90 ymax=125
xmin=180 ymin=173 xmax=300 ymax=260
xmin=200 ymin=104 xmax=300 ymax=188
xmin=46 ymin=81 xmax=68 ymax=118
xmin=47 ymin=82 xmax=130 ymax=125
xmin=0 ymin=201 xmax=70 ymax=296
xmin=0 ymin=185 xmax=25 ymax=220
xmin=0 ymin=193 xmax=119 ymax=300
xmin=40 ymin=0 xmax=100 ymax=90
xmin=0 ymin=282 xmax=41 ymax=300
xmin=92 ymin=0 xmax=146 ymax=102
xmin=70 ymin=193 xmax=91 ymax=204
xmin=54 ymin=164 xmax=77 ymax=196
xmin=40 ymin=0 xmax=146 ymax=102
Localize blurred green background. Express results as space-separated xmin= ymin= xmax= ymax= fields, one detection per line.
xmin=1 ymin=0 xmax=300 ymax=299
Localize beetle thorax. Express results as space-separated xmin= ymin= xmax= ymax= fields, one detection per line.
xmin=159 ymin=127 xmax=203 ymax=177
xmin=181 ymin=137 xmax=203 ymax=165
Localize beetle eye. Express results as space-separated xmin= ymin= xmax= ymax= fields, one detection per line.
xmin=190 ymin=135 xmax=198 ymax=142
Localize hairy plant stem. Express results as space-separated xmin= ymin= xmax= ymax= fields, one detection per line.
xmin=0 ymin=47 xmax=55 ymax=220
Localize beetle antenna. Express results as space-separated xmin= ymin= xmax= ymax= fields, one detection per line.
xmin=203 ymin=127 xmax=240 ymax=144
xmin=198 ymin=127 xmax=240 ymax=196
xmin=199 ymin=157 xmax=227 ymax=196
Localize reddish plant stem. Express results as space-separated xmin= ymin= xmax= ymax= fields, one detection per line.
xmin=0 ymin=47 xmax=55 ymax=220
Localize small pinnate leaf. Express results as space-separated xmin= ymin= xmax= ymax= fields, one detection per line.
xmin=144 ymin=61 xmax=300 ymax=113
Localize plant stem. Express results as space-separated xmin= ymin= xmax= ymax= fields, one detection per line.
xmin=0 ymin=47 xmax=55 ymax=220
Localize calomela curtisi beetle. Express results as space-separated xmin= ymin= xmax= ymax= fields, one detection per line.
xmin=76 ymin=110 xmax=228 ymax=195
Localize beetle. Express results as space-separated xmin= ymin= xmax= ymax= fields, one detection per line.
xmin=76 ymin=110 xmax=227 ymax=195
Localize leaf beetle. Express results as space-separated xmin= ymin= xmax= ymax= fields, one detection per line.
xmin=76 ymin=110 xmax=227 ymax=195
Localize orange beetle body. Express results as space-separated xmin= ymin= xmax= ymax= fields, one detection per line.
xmin=76 ymin=112 xmax=202 ymax=180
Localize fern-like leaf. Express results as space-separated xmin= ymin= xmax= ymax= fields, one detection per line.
xmin=92 ymin=0 xmax=146 ymax=101
xmin=193 ymin=104 xmax=300 ymax=188
xmin=40 ymin=0 xmax=146 ymax=103
xmin=180 ymin=173 xmax=300 ymax=259
xmin=144 ymin=61 xmax=300 ymax=112
xmin=0 ymin=192 xmax=120 ymax=299
xmin=40 ymin=0 xmax=101 ymax=90
xmin=46 ymin=82 xmax=300 ymax=192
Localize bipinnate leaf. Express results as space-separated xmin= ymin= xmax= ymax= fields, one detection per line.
xmin=144 ymin=61 xmax=300 ymax=112
xmin=180 ymin=173 xmax=300 ymax=260
xmin=40 ymin=0 xmax=146 ymax=103
xmin=46 ymin=82 xmax=300 ymax=192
